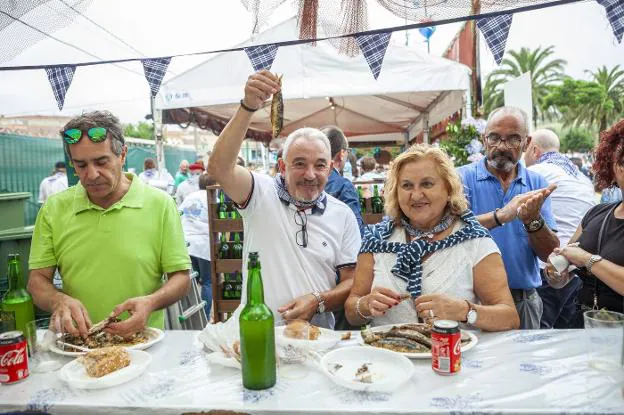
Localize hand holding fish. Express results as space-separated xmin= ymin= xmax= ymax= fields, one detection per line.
xmin=242 ymin=70 xmax=281 ymax=111
xmin=414 ymin=293 xmax=468 ymax=322
xmin=363 ymin=287 xmax=402 ymax=317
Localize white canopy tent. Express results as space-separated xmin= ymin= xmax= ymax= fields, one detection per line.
xmin=155 ymin=17 xmax=471 ymax=146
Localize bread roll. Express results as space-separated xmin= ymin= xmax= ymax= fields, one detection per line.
xmin=80 ymin=346 xmax=131 ymax=378
xmin=283 ymin=320 xmax=321 ymax=340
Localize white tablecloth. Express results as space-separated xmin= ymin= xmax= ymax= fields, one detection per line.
xmin=0 ymin=329 xmax=623 ymax=414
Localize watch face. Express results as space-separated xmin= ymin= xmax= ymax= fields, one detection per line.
xmin=467 ymin=309 xmax=477 ymax=325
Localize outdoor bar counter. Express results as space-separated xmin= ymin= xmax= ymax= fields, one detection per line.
xmin=0 ymin=329 xmax=622 ymax=414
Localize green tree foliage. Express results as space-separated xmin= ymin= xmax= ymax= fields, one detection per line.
xmin=123 ymin=121 xmax=154 ymax=140
xmin=439 ymin=119 xmax=480 ymax=167
xmin=560 ymin=127 xmax=595 ymax=153
xmin=482 ymin=46 xmax=567 ymax=126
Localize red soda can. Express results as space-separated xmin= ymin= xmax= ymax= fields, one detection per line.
xmin=0 ymin=331 xmax=29 ymax=384
xmin=431 ymin=320 xmax=461 ymax=375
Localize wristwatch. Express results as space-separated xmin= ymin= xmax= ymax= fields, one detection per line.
xmin=523 ymin=216 xmax=545 ymax=233
xmin=586 ymin=254 xmax=603 ymax=275
xmin=311 ymin=291 xmax=325 ymax=313
xmin=464 ymin=300 xmax=478 ymax=325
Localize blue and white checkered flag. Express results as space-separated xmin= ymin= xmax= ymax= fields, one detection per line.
xmin=477 ymin=13 xmax=513 ymax=65
xmin=355 ymin=32 xmax=392 ymax=80
xmin=244 ymin=44 xmax=279 ymax=72
xmin=45 ymin=66 xmax=76 ymax=111
xmin=597 ymin=0 xmax=624 ymax=43
xmin=142 ymin=58 xmax=171 ymax=97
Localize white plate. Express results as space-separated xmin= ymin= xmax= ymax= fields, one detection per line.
xmin=50 ymin=328 xmax=165 ymax=357
xmin=320 ymin=346 xmax=414 ymax=393
xmin=359 ymin=324 xmax=478 ymax=359
xmin=59 ymin=349 xmax=152 ymax=389
xmin=275 ymin=325 xmax=342 ymax=353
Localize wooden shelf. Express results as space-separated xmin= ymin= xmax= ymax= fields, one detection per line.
xmin=215 ymin=300 xmax=241 ymax=313
xmin=212 ymin=219 xmax=244 ymax=233
xmin=215 ymin=259 xmax=243 ymax=273
xmin=363 ymin=213 xmax=383 ymax=224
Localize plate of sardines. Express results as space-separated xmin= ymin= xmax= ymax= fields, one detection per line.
xmin=359 ymin=323 xmax=478 ymax=359
xmin=50 ymin=317 xmax=165 ymax=357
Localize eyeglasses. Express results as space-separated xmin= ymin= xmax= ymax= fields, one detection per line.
xmin=485 ymin=133 xmax=523 ymax=147
xmin=294 ymin=209 xmax=308 ymax=248
xmin=62 ymin=127 xmax=108 ymax=144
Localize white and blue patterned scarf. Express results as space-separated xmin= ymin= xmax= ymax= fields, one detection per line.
xmin=538 ymin=151 xmax=579 ymax=178
xmin=360 ymin=210 xmax=491 ymax=297
xmin=273 ymin=174 xmax=327 ymax=214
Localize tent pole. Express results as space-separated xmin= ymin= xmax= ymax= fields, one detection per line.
xmin=151 ymin=95 xmax=165 ymax=176
xmin=423 ymin=113 xmax=430 ymax=144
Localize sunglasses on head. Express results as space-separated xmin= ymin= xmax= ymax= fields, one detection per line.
xmin=62 ymin=127 xmax=108 ymax=144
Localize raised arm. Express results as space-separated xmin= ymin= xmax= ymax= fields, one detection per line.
xmin=207 ymin=71 xmax=281 ymax=205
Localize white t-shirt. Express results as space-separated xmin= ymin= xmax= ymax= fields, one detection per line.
xmin=138 ymin=168 xmax=175 ymax=194
xmin=175 ymin=175 xmax=200 ymax=205
xmin=179 ymin=189 xmax=210 ymax=261
xmin=38 ymin=172 xmax=68 ymax=204
xmin=527 ymin=162 xmax=595 ymax=246
xmin=236 ymin=173 xmax=362 ymax=329
xmin=369 ymin=221 xmax=500 ymax=327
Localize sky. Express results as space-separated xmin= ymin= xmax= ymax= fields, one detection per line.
xmin=0 ymin=0 xmax=622 ymax=123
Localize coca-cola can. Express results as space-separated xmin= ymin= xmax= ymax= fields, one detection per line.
xmin=0 ymin=330 xmax=29 ymax=384
xmin=431 ymin=320 xmax=461 ymax=375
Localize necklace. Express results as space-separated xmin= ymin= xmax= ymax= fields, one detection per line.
xmin=401 ymin=212 xmax=455 ymax=240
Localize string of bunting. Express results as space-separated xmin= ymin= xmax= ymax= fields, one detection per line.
xmin=3 ymin=0 xmax=619 ymax=110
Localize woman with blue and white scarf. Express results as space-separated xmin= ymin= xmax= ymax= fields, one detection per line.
xmin=344 ymin=145 xmax=520 ymax=331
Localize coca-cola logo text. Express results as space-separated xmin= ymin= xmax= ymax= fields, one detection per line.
xmin=0 ymin=348 xmax=25 ymax=367
xmin=453 ymin=338 xmax=461 ymax=356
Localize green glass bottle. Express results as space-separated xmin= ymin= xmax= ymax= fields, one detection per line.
xmin=234 ymin=271 xmax=242 ymax=300
xmin=239 ymin=252 xmax=276 ymax=390
xmin=357 ymin=186 xmax=366 ymax=214
xmin=371 ymin=184 xmax=384 ymax=214
xmin=219 ymin=233 xmax=230 ymax=259
xmin=1 ymin=254 xmax=35 ymax=335
xmin=218 ymin=191 xmax=228 ymax=219
xmin=232 ymin=232 xmax=243 ymax=260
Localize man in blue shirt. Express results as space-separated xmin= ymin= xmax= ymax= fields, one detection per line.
xmin=457 ymin=107 xmax=559 ymax=329
xmin=321 ymin=126 xmax=366 ymax=236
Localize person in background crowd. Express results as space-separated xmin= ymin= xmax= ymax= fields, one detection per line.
xmin=208 ymin=70 xmax=361 ymax=329
xmin=38 ymin=161 xmax=68 ymax=204
xmin=28 ymin=110 xmax=190 ymax=338
xmin=524 ymin=129 xmax=596 ymax=328
xmin=570 ymin=157 xmax=593 ymax=180
xmin=179 ymin=173 xmax=216 ymax=318
xmin=175 ymin=163 xmax=204 ymax=205
xmin=355 ymin=156 xmax=385 ymax=197
xmin=345 ymin=144 xmax=519 ymax=331
xmin=457 ymin=107 xmax=559 ymax=329
xmin=347 ymin=152 xmax=359 ymax=180
xmin=555 ymin=119 xmax=624 ymax=321
xmin=600 ymin=185 xmax=623 ymax=204
xmin=194 ymin=159 xmax=205 ymax=170
xmin=174 ymin=160 xmax=191 ymax=187
xmin=321 ymin=125 xmax=366 ymax=236
xmin=138 ymin=157 xmax=174 ymax=194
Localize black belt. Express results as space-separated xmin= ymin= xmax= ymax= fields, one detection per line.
xmin=510 ymin=288 xmax=537 ymax=302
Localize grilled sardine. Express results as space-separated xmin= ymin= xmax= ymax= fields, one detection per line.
xmin=271 ymin=75 xmax=283 ymax=138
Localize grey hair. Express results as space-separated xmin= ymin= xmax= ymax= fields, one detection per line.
xmin=60 ymin=110 xmax=125 ymax=158
xmin=531 ymin=129 xmax=560 ymax=152
xmin=486 ymin=106 xmax=530 ymax=136
xmin=281 ymin=127 xmax=331 ymax=161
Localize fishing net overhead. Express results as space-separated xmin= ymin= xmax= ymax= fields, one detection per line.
xmin=0 ymin=0 xmax=94 ymax=64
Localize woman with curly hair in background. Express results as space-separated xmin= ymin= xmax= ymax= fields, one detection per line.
xmin=555 ymin=119 xmax=624 ymax=324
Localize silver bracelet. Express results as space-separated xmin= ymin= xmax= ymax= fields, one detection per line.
xmin=356 ymin=296 xmax=372 ymax=321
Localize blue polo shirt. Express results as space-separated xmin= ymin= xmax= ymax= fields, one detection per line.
xmin=325 ymin=168 xmax=366 ymax=236
xmin=457 ymin=159 xmax=557 ymax=290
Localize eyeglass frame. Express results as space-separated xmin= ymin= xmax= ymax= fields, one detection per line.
xmin=294 ymin=209 xmax=308 ymax=248
xmin=484 ymin=133 xmax=525 ymax=147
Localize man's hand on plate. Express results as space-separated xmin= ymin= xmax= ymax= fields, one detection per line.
xmin=106 ymin=296 xmax=156 ymax=338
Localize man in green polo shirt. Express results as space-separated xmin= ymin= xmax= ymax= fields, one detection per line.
xmin=28 ymin=110 xmax=191 ymax=338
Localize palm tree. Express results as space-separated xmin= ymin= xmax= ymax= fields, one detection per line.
xmin=574 ymin=65 xmax=624 ymax=132
xmin=482 ymin=46 xmax=567 ymax=127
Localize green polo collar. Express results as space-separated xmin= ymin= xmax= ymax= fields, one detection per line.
xmin=73 ymin=173 xmax=145 ymax=214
